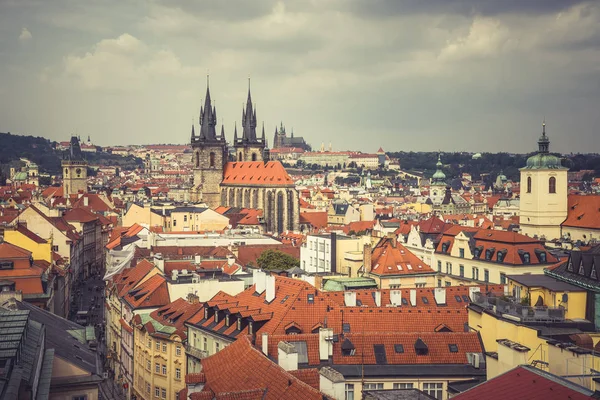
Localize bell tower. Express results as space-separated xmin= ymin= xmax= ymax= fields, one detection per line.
xmin=191 ymin=78 xmax=227 ymax=207
xmin=62 ymin=136 xmax=88 ymax=197
xmin=519 ymin=121 xmax=568 ymax=240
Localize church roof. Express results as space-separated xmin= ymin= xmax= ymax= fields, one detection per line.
xmin=523 ymin=122 xmax=567 ymax=170
xmin=222 ymin=161 xmax=294 ymax=187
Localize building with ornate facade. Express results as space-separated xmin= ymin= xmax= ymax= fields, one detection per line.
xmin=272 ymin=122 xmax=311 ymax=151
xmin=190 ymin=81 xmax=299 ymax=233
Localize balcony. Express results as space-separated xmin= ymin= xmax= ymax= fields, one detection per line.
xmin=185 ymin=344 xmax=209 ymax=360
xmin=472 ymin=292 xmax=565 ymax=322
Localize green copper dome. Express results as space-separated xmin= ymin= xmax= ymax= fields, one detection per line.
xmin=432 ymin=154 xmax=446 ymax=184
xmin=522 ymin=122 xmax=566 ymax=170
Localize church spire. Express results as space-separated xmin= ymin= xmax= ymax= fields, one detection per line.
xmin=198 ymin=80 xmax=217 ymax=142
xmin=261 ymin=122 xmax=265 ymax=142
xmin=241 ymin=79 xmax=258 ymax=143
xmin=234 ymin=122 xmax=238 ymax=142
xmin=538 ymin=119 xmax=550 ymax=153
xmin=191 ymin=124 xmax=195 ymax=142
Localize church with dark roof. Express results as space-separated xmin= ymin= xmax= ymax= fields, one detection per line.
xmin=272 ymin=122 xmax=311 ymax=151
xmin=190 ymin=80 xmax=299 ymax=233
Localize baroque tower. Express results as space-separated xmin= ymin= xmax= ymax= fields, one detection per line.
xmin=191 ymin=80 xmax=227 ymax=207
xmin=519 ymin=122 xmax=568 ymax=240
xmin=234 ymin=80 xmax=266 ymax=162
xmin=62 ymin=136 xmax=88 ymax=197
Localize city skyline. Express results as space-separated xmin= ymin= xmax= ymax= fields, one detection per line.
xmin=1 ymin=0 xmax=599 ymax=153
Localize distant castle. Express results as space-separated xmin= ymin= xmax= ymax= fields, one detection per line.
xmin=272 ymin=123 xmax=311 ymax=151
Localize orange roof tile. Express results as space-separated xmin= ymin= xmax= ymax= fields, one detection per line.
xmin=563 ymin=195 xmax=600 ymax=229
xmin=200 ymin=336 xmax=327 ymax=400
xmin=122 ymin=273 xmax=169 ymax=310
xmin=222 ymin=161 xmax=294 ymax=187
xmin=370 ymin=238 xmax=434 ymax=276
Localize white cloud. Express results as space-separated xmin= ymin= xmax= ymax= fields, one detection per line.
xmin=63 ymin=33 xmax=202 ymax=91
xmin=19 ymin=27 xmax=32 ymax=41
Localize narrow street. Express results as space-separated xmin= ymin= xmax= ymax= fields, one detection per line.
xmin=68 ymin=272 xmax=126 ymax=399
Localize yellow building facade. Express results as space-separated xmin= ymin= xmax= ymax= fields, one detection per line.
xmin=132 ymin=319 xmax=186 ymax=400
xmin=3 ymin=225 xmax=53 ymax=263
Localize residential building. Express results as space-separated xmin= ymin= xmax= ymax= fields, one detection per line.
xmin=328 ymin=202 xmax=360 ymax=226
xmin=166 ymin=206 xmax=229 ymax=232
xmin=433 ymin=226 xmax=559 ymax=286
xmin=561 ymin=195 xmax=600 ymax=242
xmin=364 ymin=235 xmax=437 ymax=289
xmin=132 ymin=298 xmax=202 ymax=400
xmin=300 ymin=233 xmax=367 ymax=275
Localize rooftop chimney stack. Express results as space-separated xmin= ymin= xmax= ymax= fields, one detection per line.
xmin=277 ymin=341 xmax=298 ymax=371
xmin=265 ymin=274 xmax=275 ymax=302
xmin=434 ymin=287 xmax=446 ymax=305
xmin=363 ymin=242 xmax=372 ymax=274
xmin=344 ymin=291 xmax=357 ymax=307
xmin=390 ymin=289 xmax=402 ymax=306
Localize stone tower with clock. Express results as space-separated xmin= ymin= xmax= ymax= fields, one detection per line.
xmin=62 ymin=136 xmax=88 ymax=197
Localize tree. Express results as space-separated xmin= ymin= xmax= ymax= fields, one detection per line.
xmin=256 ymin=250 xmax=300 ymax=271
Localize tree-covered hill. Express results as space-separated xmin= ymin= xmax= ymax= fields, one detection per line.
xmin=0 ymin=132 xmax=143 ymax=176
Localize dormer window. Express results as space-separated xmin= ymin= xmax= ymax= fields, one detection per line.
xmin=225 ymin=315 xmax=230 ymax=327
xmin=415 ymin=338 xmax=428 ymax=356
xmin=591 ymin=268 xmax=597 ymax=280
xmin=567 ymin=259 xmax=574 ymax=272
xmin=441 ymin=242 xmax=449 ymax=253
xmin=214 ymin=312 xmax=219 ymax=324
xmin=248 ymin=322 xmax=253 ymax=335
xmin=204 ymin=308 xmax=208 ymax=320
xmin=579 ymin=262 xmax=585 ymax=276
xmin=496 ymin=249 xmax=507 ymax=263
xmin=485 ymin=248 xmax=495 ymax=261
xmin=523 ymin=252 xmax=530 ymax=264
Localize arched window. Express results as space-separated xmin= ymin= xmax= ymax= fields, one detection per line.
xmin=238 ymin=152 xmax=242 ymax=162
xmin=195 ymin=152 xmax=200 ymax=167
xmin=549 ymin=176 xmax=556 ymax=194
xmin=251 ymin=153 xmax=257 ymax=161
xmin=209 ymin=152 xmax=215 ymax=168
xmin=526 ymin=177 xmax=532 ymax=193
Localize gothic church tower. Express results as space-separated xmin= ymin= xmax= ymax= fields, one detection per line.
xmin=191 ymin=81 xmax=227 ymax=207
xmin=62 ymin=136 xmax=88 ymax=197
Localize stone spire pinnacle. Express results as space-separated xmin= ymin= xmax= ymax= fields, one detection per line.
xmin=234 ymin=122 xmax=238 ymax=141
xmin=261 ymin=122 xmax=265 ymax=141
xmin=198 ymin=81 xmax=217 ymax=141
xmin=241 ymin=79 xmax=258 ymax=143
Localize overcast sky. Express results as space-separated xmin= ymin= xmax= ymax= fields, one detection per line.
xmin=1 ymin=0 xmax=599 ymax=153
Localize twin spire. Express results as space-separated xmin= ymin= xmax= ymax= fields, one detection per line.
xmin=192 ymin=76 xmax=265 ymax=147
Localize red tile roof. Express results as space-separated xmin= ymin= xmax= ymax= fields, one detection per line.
xmin=137 ymin=298 xmax=203 ymax=339
xmin=453 ymin=365 xmax=595 ymax=400
xmin=122 ymin=273 xmax=169 ymax=310
xmin=563 ymin=195 xmax=600 ymax=229
xmin=342 ymin=220 xmax=376 ymax=235
xmin=222 ymin=161 xmax=294 ymax=187
xmin=0 ymin=241 xmax=32 ymax=259
xmin=299 ymin=211 xmax=328 ymax=231
xmin=331 ymin=332 xmax=482 ymax=365
xmin=288 ymin=369 xmax=320 ymax=390
xmin=199 ymin=336 xmax=328 ymax=400
xmin=110 ymin=259 xmax=156 ymax=298
xmin=370 ymin=238 xmax=434 ymax=276
xmin=63 ymin=207 xmax=100 ymax=223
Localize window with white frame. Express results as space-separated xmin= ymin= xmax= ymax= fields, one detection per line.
xmin=423 ymin=382 xmax=443 ymax=399
xmin=161 ymin=364 xmax=167 ymax=375
xmin=176 ymin=346 xmax=181 ymax=356
xmin=155 ymin=386 xmax=160 ymax=397
xmin=162 ymin=342 xmax=167 ymax=352
xmin=363 ymin=383 xmax=384 ymax=390
xmin=176 ymin=367 xmax=181 ymax=380
xmin=345 ymin=384 xmax=354 ymax=400
xmin=393 ymin=383 xmax=414 ymax=389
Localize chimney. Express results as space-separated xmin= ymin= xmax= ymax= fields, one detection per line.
xmin=277 ymin=341 xmax=298 ymax=371
xmin=194 ymin=254 xmax=201 ymax=264
xmin=344 ymin=291 xmax=356 ymax=307
xmin=319 ymin=327 xmax=334 ymax=361
xmin=409 ymin=289 xmax=417 ymax=306
xmin=265 ymin=274 xmax=276 ymax=302
xmin=154 ymin=254 xmax=164 ymax=273
xmin=255 ymin=270 xmax=266 ymax=294
xmin=434 ymin=287 xmax=446 ymax=305
xmin=227 ymin=256 xmax=235 ymax=266
xmin=83 ymin=196 xmax=89 ymax=207
xmin=386 ymin=232 xmax=397 ymax=248
xmin=469 ymin=286 xmax=480 ymax=302
xmin=186 ymin=292 xmax=199 ymax=304
xmin=390 ymin=289 xmax=402 ymax=306
xmin=374 ymin=291 xmax=381 ymax=307
xmin=262 ymin=332 xmax=269 ymax=355
xmin=363 ymin=242 xmax=372 ymax=274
